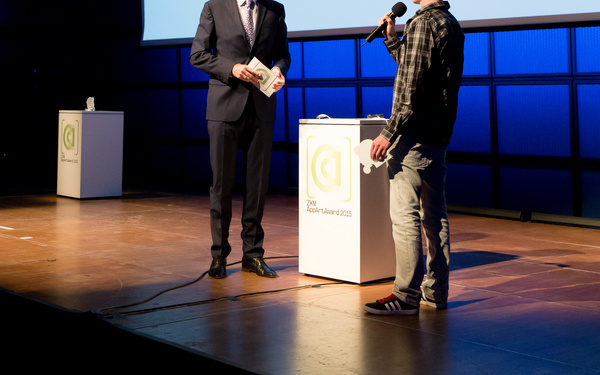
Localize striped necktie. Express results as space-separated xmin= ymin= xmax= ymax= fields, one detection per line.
xmin=243 ymin=0 xmax=256 ymax=47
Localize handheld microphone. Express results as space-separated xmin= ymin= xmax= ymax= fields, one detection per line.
xmin=364 ymin=2 xmax=407 ymax=44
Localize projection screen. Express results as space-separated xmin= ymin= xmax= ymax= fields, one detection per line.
xmin=141 ymin=0 xmax=600 ymax=45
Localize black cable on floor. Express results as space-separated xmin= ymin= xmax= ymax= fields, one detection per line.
xmin=94 ymin=256 xmax=350 ymax=319
xmin=98 ymin=281 xmax=347 ymax=319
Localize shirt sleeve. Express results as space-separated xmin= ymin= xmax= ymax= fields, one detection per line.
xmin=380 ymin=17 xmax=433 ymax=143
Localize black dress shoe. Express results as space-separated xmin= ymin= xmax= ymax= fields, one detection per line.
xmin=208 ymin=256 xmax=227 ymax=279
xmin=242 ymin=257 xmax=278 ymax=278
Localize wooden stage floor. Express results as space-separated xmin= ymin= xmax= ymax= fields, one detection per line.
xmin=0 ymin=190 xmax=599 ymax=374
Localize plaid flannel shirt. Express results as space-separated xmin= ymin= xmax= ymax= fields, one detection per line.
xmin=381 ymin=1 xmax=464 ymax=147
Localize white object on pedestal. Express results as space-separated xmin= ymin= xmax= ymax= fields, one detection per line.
xmin=57 ymin=110 xmax=124 ymax=199
xmin=298 ymin=118 xmax=395 ymax=284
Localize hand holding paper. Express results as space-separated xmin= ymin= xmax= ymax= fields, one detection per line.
xmin=354 ymin=139 xmax=392 ymax=174
xmin=248 ymin=57 xmax=285 ymax=97
xmin=370 ymin=135 xmax=392 ymax=162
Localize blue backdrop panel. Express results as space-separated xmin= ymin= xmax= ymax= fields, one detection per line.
xmin=575 ymin=26 xmax=600 ymax=73
xmin=304 ymin=87 xmax=357 ymax=119
xmin=463 ymin=32 xmax=490 ymax=76
xmin=360 ymin=39 xmax=397 ymax=78
xmin=494 ymin=28 xmax=570 ymax=75
xmin=361 ymin=86 xmax=393 ymax=118
xmin=446 ymin=164 xmax=494 ymax=208
xmin=496 ymin=84 xmax=571 ymax=157
xmin=182 ymin=89 xmax=209 ymax=138
xmin=449 ymin=85 xmax=492 ymax=153
xmin=269 ymin=151 xmax=289 ymax=191
xmin=144 ymin=89 xmax=181 ymax=137
xmin=274 ymin=89 xmax=287 ymax=142
xmin=143 ymin=48 xmax=179 ymax=82
xmin=500 ymin=167 xmax=573 ymax=215
xmin=287 ymin=87 xmax=304 ymax=142
xmin=578 ymin=84 xmax=600 ymax=159
xmin=287 ymin=42 xmax=303 ymax=79
xmin=303 ymin=39 xmax=356 ymax=79
xmin=582 ymin=172 xmax=600 ymax=219
xmin=137 ymin=22 xmax=600 ymax=217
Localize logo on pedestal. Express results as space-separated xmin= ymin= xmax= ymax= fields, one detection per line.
xmin=60 ymin=119 xmax=80 ymax=162
xmin=306 ymin=136 xmax=352 ymax=202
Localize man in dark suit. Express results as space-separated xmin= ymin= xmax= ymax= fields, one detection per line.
xmin=189 ymin=0 xmax=291 ymax=279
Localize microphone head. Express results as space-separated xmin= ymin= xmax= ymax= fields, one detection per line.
xmin=391 ymin=2 xmax=407 ymax=18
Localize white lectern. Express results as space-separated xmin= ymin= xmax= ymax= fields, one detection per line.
xmin=57 ymin=110 xmax=124 ymax=199
xmin=298 ymin=118 xmax=395 ymax=283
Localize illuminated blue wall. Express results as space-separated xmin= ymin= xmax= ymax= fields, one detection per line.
xmin=134 ymin=25 xmax=600 ymax=219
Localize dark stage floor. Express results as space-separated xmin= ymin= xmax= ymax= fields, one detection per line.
xmin=0 ymin=190 xmax=599 ymax=374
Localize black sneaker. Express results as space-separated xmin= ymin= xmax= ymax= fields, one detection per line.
xmin=420 ymin=287 xmax=448 ymax=310
xmin=364 ymin=294 xmax=419 ymax=316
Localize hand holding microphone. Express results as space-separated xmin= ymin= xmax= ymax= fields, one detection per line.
xmin=364 ymin=2 xmax=407 ymax=44
xmin=378 ymin=14 xmax=396 ymax=40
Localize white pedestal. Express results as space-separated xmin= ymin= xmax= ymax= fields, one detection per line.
xmin=298 ymin=118 xmax=395 ymax=284
xmin=57 ymin=110 xmax=124 ymax=199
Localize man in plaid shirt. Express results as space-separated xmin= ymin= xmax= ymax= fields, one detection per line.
xmin=365 ymin=0 xmax=464 ymax=316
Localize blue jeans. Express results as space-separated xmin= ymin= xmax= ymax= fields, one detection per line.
xmin=387 ymin=136 xmax=450 ymax=307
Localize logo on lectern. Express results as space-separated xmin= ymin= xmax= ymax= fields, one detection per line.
xmin=311 ymin=144 xmax=340 ymax=192
xmin=60 ymin=119 xmax=80 ymax=161
xmin=306 ymin=136 xmax=352 ymax=202
xmin=63 ymin=124 xmax=76 ymax=150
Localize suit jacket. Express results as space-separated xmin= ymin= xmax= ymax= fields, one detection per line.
xmin=189 ymin=0 xmax=291 ymax=123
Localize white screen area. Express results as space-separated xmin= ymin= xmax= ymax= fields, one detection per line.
xmin=142 ymin=0 xmax=600 ymax=44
